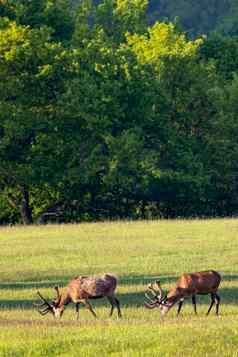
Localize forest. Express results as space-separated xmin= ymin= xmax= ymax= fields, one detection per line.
xmin=0 ymin=0 xmax=238 ymax=224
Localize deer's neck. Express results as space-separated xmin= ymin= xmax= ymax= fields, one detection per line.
xmin=59 ymin=292 xmax=72 ymax=307
xmin=167 ymin=288 xmax=183 ymax=304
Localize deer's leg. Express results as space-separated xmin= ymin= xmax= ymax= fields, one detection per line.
xmin=177 ymin=299 xmax=184 ymax=316
xmin=107 ymin=296 xmax=122 ymax=318
xmin=115 ymin=297 xmax=122 ymax=318
xmin=214 ymin=293 xmax=220 ymax=316
xmin=192 ymin=295 xmax=197 ymax=314
xmin=76 ymin=302 xmax=80 ymax=320
xmin=206 ymin=293 xmax=215 ymax=316
xmin=84 ymin=299 xmax=97 ymax=318
xmin=107 ymin=296 xmax=115 ymax=317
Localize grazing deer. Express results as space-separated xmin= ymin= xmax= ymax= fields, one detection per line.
xmin=145 ymin=270 xmax=221 ymax=316
xmin=35 ymin=273 xmax=122 ymax=320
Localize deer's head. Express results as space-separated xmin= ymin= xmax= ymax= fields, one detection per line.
xmin=34 ymin=286 xmax=65 ymax=319
xmin=144 ymin=280 xmax=172 ymax=316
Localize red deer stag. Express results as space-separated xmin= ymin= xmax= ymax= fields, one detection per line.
xmin=145 ymin=270 xmax=221 ymax=316
xmin=35 ymin=273 xmax=122 ymax=319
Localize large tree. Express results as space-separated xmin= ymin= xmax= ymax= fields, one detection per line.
xmin=0 ymin=19 xmax=72 ymax=223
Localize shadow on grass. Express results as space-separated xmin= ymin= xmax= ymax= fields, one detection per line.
xmin=120 ymin=274 xmax=177 ymax=286
xmin=0 ymin=278 xmax=70 ymax=290
xmin=0 ymin=274 xmax=238 ymax=311
xmin=121 ymin=273 xmax=238 ymax=285
xmin=222 ymin=274 xmax=238 ymax=282
xmin=1 ymin=272 xmax=237 ymax=290
xmin=0 ymin=274 xmax=177 ymax=291
xmin=0 ymin=287 xmax=238 ymax=312
xmin=0 ymin=292 xmax=143 ymax=311
xmin=121 ymin=286 xmax=238 ymax=307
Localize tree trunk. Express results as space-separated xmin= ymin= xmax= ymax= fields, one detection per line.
xmin=140 ymin=200 xmax=146 ymax=219
xmin=20 ymin=186 xmax=33 ymax=225
xmin=35 ymin=201 xmax=63 ymax=224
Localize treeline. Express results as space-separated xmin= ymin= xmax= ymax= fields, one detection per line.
xmin=0 ymin=0 xmax=238 ymax=224
xmin=87 ymin=0 xmax=238 ymax=37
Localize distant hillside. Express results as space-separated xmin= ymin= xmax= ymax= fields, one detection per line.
xmin=148 ymin=0 xmax=228 ymax=35
xmin=148 ymin=0 xmax=237 ymax=36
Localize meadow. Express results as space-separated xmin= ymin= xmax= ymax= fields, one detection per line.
xmin=0 ymin=219 xmax=238 ymax=356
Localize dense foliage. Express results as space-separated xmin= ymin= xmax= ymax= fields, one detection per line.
xmin=0 ymin=0 xmax=238 ymax=224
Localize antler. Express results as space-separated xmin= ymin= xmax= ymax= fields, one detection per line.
xmin=34 ymin=290 xmax=54 ymax=316
xmin=55 ymin=286 xmax=61 ymax=300
xmin=144 ymin=280 xmax=164 ymax=309
xmin=150 ymin=281 xmax=163 ymax=299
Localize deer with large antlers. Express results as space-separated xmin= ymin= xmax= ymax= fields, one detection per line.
xmin=35 ymin=273 xmax=122 ymax=319
xmin=145 ymin=270 xmax=221 ymax=316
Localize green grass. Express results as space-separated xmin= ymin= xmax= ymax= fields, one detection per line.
xmin=0 ymin=219 xmax=238 ymax=356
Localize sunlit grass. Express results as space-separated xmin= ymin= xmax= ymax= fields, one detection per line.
xmin=0 ymin=219 xmax=238 ymax=356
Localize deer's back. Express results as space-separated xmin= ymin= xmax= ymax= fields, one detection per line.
xmin=68 ymin=273 xmax=118 ymax=299
xmin=176 ymin=270 xmax=221 ymax=295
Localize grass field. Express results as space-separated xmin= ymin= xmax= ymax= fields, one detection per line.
xmin=0 ymin=219 xmax=238 ymax=356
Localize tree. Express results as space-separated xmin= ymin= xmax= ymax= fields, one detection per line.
xmin=126 ymin=22 xmax=225 ymax=217
xmin=0 ymin=0 xmax=75 ymax=41
xmin=200 ymin=33 xmax=238 ymax=80
xmin=203 ymin=74 xmax=238 ymax=215
xmin=0 ymin=20 xmax=72 ymax=223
